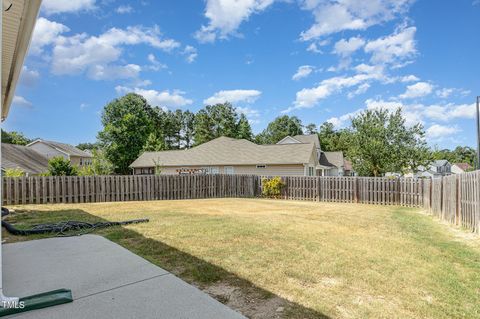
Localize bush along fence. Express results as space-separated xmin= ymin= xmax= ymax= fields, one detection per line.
xmin=2 ymin=172 xmax=479 ymax=232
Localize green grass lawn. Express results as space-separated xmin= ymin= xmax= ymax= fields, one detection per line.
xmin=3 ymin=199 xmax=480 ymax=319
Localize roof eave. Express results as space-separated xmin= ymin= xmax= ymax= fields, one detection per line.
xmin=2 ymin=0 xmax=42 ymax=120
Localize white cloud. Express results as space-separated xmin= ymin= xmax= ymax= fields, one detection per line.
xmin=41 ymin=0 xmax=96 ymax=15
xmin=147 ymin=54 xmax=167 ymax=71
xmin=333 ymin=36 xmax=365 ymax=56
xmin=400 ymin=75 xmax=419 ymax=82
xmin=88 ymin=64 xmax=141 ymax=80
xmin=364 ymin=25 xmax=417 ymax=66
xmin=448 ymin=103 xmax=476 ymax=119
xmin=347 ymin=83 xmax=370 ymax=98
xmin=195 ymin=0 xmax=275 ymax=43
xmin=436 ymin=88 xmax=454 ymax=99
xmin=300 ymin=0 xmax=413 ymax=40
xmin=116 ymin=5 xmax=133 ymax=14
xmin=42 ymin=22 xmax=179 ymax=79
xmin=115 ymin=86 xmax=193 ymax=108
xmin=20 ymin=66 xmax=40 ymax=87
xmin=435 ymin=87 xmax=470 ymax=99
xmin=325 ymin=99 xmax=474 ymax=139
xmin=236 ymin=106 xmax=261 ymax=124
xmin=399 ymin=82 xmax=433 ymax=99
xmin=204 ymin=89 xmax=262 ymax=105
xmin=307 ymin=43 xmax=322 ymax=53
xmin=31 ymin=17 xmax=70 ymax=55
xmin=288 ymin=72 xmax=382 ymax=111
xmin=327 ymin=109 xmax=362 ymax=128
xmin=426 ymin=124 xmax=460 ymax=139
xmin=183 ymin=45 xmax=198 ymax=63
xmin=292 ymin=65 xmax=314 ymax=81
xmin=13 ymin=96 xmax=33 ymax=108
xmin=32 ymin=18 xmax=185 ymax=81
xmin=424 ymin=103 xmax=476 ymax=121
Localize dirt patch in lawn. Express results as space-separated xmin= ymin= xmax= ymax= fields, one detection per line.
xmin=204 ymin=281 xmax=287 ymax=319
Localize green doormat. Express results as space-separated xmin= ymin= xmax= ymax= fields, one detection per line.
xmin=0 ymin=289 xmax=73 ymax=317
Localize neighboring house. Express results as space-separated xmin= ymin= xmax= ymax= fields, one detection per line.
xmin=451 ymin=163 xmax=473 ymax=174
xmin=27 ymin=139 xmax=93 ymax=167
xmin=430 ymin=160 xmax=452 ymax=176
xmin=343 ymin=160 xmax=356 ymax=176
xmin=404 ymin=165 xmax=442 ymax=178
xmin=318 ymin=152 xmax=345 ymax=176
xmin=1 ymin=143 xmax=48 ymax=176
xmin=130 ymin=136 xmax=320 ymax=176
xmin=405 ymin=161 xmax=452 ymax=178
xmin=276 ymin=134 xmax=349 ymax=176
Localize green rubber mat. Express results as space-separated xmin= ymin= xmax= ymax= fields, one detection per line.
xmin=0 ymin=288 xmax=72 ymax=317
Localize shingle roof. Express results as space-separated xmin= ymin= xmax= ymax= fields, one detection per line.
xmin=2 ymin=143 xmax=49 ymax=175
xmin=292 ymin=135 xmax=320 ymax=149
xmin=319 ymin=151 xmax=344 ymax=168
xmin=432 ymin=160 xmax=449 ymax=167
xmin=453 ymin=162 xmax=472 ymax=171
xmin=29 ymin=139 xmax=92 ymax=157
xmin=130 ymin=136 xmax=316 ymax=168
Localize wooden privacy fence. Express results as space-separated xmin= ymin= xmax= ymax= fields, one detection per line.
xmin=2 ymin=173 xmax=479 ymax=233
xmin=2 ymin=175 xmax=259 ymax=205
xmin=276 ymin=176 xmax=424 ymax=207
xmin=3 ymin=174 xmax=425 ymax=207
xmin=427 ymin=171 xmax=480 ymax=233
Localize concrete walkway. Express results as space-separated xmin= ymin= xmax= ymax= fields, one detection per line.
xmin=2 ymin=235 xmax=245 ymax=319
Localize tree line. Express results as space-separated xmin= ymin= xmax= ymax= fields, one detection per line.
xmin=2 ymin=93 xmax=477 ymax=176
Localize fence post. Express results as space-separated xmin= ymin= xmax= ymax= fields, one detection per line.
xmin=354 ymin=177 xmax=359 ymax=203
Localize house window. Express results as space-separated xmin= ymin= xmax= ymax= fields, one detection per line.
xmin=256 ymin=165 xmax=267 ymax=169
xmin=139 ymin=168 xmax=154 ymax=175
xmin=224 ymin=166 xmax=234 ymax=174
xmin=80 ymin=158 xmax=83 ymax=166
xmin=202 ymin=167 xmax=220 ymax=174
xmin=308 ymin=167 xmax=314 ymax=176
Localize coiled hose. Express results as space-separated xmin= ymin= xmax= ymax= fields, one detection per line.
xmin=1 ymin=207 xmax=149 ymax=237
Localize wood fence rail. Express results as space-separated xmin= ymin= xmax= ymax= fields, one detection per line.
xmin=2 ymin=172 xmax=479 ymax=233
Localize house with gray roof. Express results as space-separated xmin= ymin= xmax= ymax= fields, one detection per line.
xmin=27 ymin=139 xmax=93 ymax=167
xmin=1 ymin=143 xmax=49 ymax=176
xmin=130 ymin=136 xmax=320 ymax=176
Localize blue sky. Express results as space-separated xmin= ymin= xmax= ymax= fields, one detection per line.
xmin=7 ymin=0 xmax=480 ymax=149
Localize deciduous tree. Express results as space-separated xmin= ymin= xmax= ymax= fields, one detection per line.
xmin=255 ymin=115 xmax=303 ymax=144
xmin=349 ymin=108 xmax=430 ymax=176
xmin=98 ymin=93 xmax=153 ymax=174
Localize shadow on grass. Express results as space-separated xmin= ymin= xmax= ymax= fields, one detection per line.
xmin=3 ymin=208 xmax=330 ymax=319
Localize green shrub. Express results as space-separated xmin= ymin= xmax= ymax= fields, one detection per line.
xmin=48 ymin=156 xmax=78 ymax=176
xmin=4 ymin=168 xmax=25 ymax=177
xmin=261 ymin=177 xmax=285 ymax=198
xmin=77 ymin=165 xmax=95 ymax=176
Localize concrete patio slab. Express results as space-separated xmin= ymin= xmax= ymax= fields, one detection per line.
xmin=2 ymin=235 xmax=245 ymax=319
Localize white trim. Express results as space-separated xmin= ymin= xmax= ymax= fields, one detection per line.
xmin=26 ymin=139 xmax=72 ymax=157
xmin=276 ymin=136 xmax=303 ymax=145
